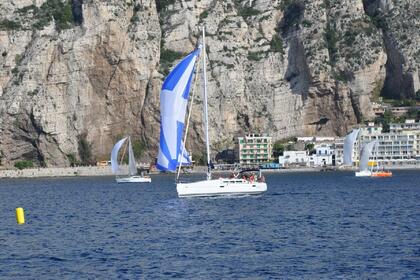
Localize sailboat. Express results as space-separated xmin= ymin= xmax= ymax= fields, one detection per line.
xmin=110 ymin=136 xmax=151 ymax=183
xmin=157 ymin=27 xmax=267 ymax=197
xmin=355 ymin=140 xmax=377 ymax=177
xmin=370 ymin=141 xmax=392 ymax=177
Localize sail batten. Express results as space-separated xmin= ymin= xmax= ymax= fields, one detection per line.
xmin=157 ymin=47 xmax=201 ymax=172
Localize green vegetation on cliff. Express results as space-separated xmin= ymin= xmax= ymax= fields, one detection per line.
xmin=1 ymin=0 xmax=75 ymax=31
xmin=14 ymin=160 xmax=34 ymax=170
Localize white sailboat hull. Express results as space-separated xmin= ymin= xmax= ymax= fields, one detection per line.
xmin=355 ymin=170 xmax=372 ymax=177
xmin=177 ymin=178 xmax=267 ymax=198
xmin=116 ymin=176 xmax=152 ymax=183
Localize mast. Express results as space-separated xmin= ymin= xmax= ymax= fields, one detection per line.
xmin=202 ymin=26 xmax=211 ymax=180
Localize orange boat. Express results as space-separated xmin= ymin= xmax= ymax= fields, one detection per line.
xmin=371 ymin=170 xmax=393 ymax=177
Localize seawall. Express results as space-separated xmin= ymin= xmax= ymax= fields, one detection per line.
xmin=0 ymin=165 xmax=120 ymax=178
xmin=1 ymin=165 xmax=419 ymax=179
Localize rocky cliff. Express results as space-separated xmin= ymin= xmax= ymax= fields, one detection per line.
xmin=0 ymin=0 xmax=418 ymax=166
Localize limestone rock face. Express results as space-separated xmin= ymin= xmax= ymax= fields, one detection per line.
xmin=363 ymin=0 xmax=419 ymax=99
xmin=0 ymin=0 xmax=418 ymax=166
xmin=0 ymin=0 xmax=161 ymax=165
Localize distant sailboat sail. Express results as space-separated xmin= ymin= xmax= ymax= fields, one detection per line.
xmin=111 ymin=137 xmax=128 ymax=173
xmin=359 ymin=140 xmax=377 ymax=171
xmin=157 ymin=47 xmax=201 ymax=171
xmin=128 ymin=137 xmax=137 ymax=176
xmin=343 ymin=129 xmax=360 ymax=165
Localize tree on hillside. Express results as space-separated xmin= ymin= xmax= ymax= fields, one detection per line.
xmin=273 ymin=141 xmax=285 ymax=158
xmin=305 ymin=143 xmax=316 ymax=155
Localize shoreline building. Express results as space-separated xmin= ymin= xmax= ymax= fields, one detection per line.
xmin=356 ymin=120 xmax=420 ymax=167
xmin=238 ymin=134 xmax=272 ymax=165
xmin=310 ymin=144 xmax=334 ymax=166
xmin=278 ymin=151 xmax=309 ymax=167
xmin=278 ymin=144 xmax=335 ymax=167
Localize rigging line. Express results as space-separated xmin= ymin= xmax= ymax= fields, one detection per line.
xmin=176 ymin=50 xmax=202 ymax=182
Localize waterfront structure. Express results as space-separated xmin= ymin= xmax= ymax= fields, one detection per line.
xmin=355 ymin=120 xmax=420 ymax=167
xmin=333 ymin=139 xmax=344 ymax=165
xmin=278 ymin=151 xmax=308 ymax=167
xmin=310 ymin=144 xmax=334 ymax=166
xmin=278 ymin=144 xmax=335 ymax=167
xmin=277 ymin=120 xmax=420 ymax=168
xmin=238 ymin=134 xmax=272 ymax=165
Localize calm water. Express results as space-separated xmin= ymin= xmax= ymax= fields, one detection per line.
xmin=0 ymin=171 xmax=419 ymax=279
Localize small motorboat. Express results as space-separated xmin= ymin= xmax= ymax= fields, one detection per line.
xmin=371 ymin=170 xmax=392 ymax=177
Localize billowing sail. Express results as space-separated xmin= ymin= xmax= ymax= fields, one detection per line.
xmin=359 ymin=140 xmax=377 ymax=171
xmin=157 ymin=47 xmax=201 ymax=171
xmin=128 ymin=137 xmax=137 ymax=176
xmin=111 ymin=137 xmax=128 ymax=173
xmin=176 ymin=140 xmax=190 ymax=167
xmin=343 ymin=129 xmax=360 ymax=165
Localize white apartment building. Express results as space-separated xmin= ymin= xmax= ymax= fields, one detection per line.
xmin=309 ymin=144 xmax=334 ymax=166
xmin=357 ymin=120 xmax=420 ymax=167
xmin=238 ymin=134 xmax=273 ymax=165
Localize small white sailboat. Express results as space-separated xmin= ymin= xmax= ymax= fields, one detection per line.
xmin=111 ymin=136 xmax=151 ymax=183
xmin=156 ymin=27 xmax=267 ymax=197
xmin=355 ymin=140 xmax=377 ymax=177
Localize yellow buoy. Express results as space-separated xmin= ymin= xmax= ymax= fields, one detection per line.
xmin=16 ymin=207 xmax=25 ymax=224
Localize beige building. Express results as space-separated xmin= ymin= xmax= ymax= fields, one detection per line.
xmin=238 ymin=134 xmax=272 ymax=165
xmin=358 ymin=120 xmax=420 ymax=167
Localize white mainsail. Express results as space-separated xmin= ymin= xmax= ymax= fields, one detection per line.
xmin=359 ymin=140 xmax=377 ymax=172
xmin=128 ymin=137 xmax=137 ymax=176
xmin=111 ymin=137 xmax=128 ymax=173
xmin=343 ymin=129 xmax=360 ymax=165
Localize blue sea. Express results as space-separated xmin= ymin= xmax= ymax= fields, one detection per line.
xmin=0 ymin=171 xmax=419 ymax=279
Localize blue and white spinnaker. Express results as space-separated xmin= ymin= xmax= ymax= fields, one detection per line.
xmin=157 ymin=47 xmax=201 ymax=171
